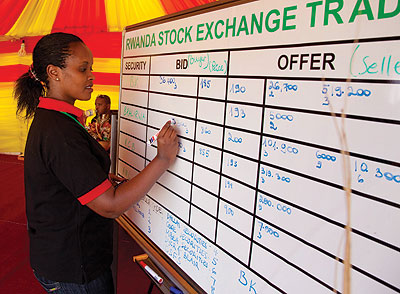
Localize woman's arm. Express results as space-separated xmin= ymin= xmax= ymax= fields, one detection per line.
xmin=86 ymin=121 xmax=178 ymax=218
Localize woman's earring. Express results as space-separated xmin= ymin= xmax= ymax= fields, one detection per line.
xmin=56 ymin=78 xmax=60 ymax=81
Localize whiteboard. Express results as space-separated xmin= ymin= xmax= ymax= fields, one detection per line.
xmin=117 ymin=0 xmax=400 ymax=293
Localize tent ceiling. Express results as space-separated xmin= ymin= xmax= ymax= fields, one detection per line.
xmin=0 ymin=0 xmax=217 ymax=40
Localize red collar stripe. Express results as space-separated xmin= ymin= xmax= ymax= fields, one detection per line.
xmin=38 ymin=97 xmax=84 ymax=117
xmin=78 ymin=179 xmax=112 ymax=205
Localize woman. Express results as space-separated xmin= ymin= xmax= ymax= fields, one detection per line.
xmin=14 ymin=32 xmax=178 ymax=293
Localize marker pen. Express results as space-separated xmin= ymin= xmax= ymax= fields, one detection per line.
xmin=147 ymin=118 xmax=176 ymax=145
xmin=139 ymin=261 xmax=163 ymax=284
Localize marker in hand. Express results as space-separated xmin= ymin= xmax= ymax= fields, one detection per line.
xmin=147 ymin=118 xmax=176 ymax=145
xmin=139 ymin=261 xmax=163 ymax=284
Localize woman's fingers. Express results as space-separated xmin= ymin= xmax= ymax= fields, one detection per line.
xmin=155 ymin=120 xmax=179 ymax=165
xmin=158 ymin=121 xmax=177 ymax=142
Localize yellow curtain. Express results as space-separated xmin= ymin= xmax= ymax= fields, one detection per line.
xmin=93 ymin=57 xmax=120 ymax=73
xmin=105 ymin=0 xmax=166 ymax=32
xmin=0 ymin=53 xmax=31 ymax=66
xmin=6 ymin=0 xmax=62 ymax=38
xmin=0 ymin=82 xmax=29 ymax=154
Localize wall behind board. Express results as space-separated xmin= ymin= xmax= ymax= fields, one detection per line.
xmin=116 ymin=0 xmax=400 ymax=293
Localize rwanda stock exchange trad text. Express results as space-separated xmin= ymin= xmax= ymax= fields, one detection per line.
xmin=125 ymin=0 xmax=400 ymax=51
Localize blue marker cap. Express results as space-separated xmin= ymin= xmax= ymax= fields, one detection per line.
xmin=170 ymin=286 xmax=183 ymax=294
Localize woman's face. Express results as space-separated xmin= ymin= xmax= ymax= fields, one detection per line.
xmin=58 ymin=42 xmax=95 ymax=104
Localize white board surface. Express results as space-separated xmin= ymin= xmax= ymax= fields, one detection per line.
xmin=117 ymin=1 xmax=400 ymax=293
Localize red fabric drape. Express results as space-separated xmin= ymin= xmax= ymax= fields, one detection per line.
xmin=0 ymin=65 xmax=28 ymax=83
xmin=0 ymin=34 xmax=121 ymax=57
xmin=0 ymin=0 xmax=29 ymax=35
xmin=160 ymin=0 xmax=216 ymax=14
xmin=80 ymin=32 xmax=122 ymax=58
xmin=52 ymin=0 xmax=108 ymax=34
xmin=92 ymin=72 xmax=120 ymax=86
xmin=0 ymin=33 xmax=121 ymax=84
xmin=0 ymin=36 xmax=42 ymax=54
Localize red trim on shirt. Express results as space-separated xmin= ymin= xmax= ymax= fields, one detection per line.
xmin=38 ymin=97 xmax=83 ymax=116
xmin=78 ymin=179 xmax=112 ymax=205
xmin=38 ymin=97 xmax=85 ymax=125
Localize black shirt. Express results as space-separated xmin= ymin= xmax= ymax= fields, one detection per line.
xmin=24 ymin=97 xmax=113 ymax=283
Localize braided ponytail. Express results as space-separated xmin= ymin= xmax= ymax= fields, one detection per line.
xmin=14 ymin=67 xmax=45 ymax=119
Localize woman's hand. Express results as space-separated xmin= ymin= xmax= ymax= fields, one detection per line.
xmin=156 ymin=121 xmax=179 ymax=167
